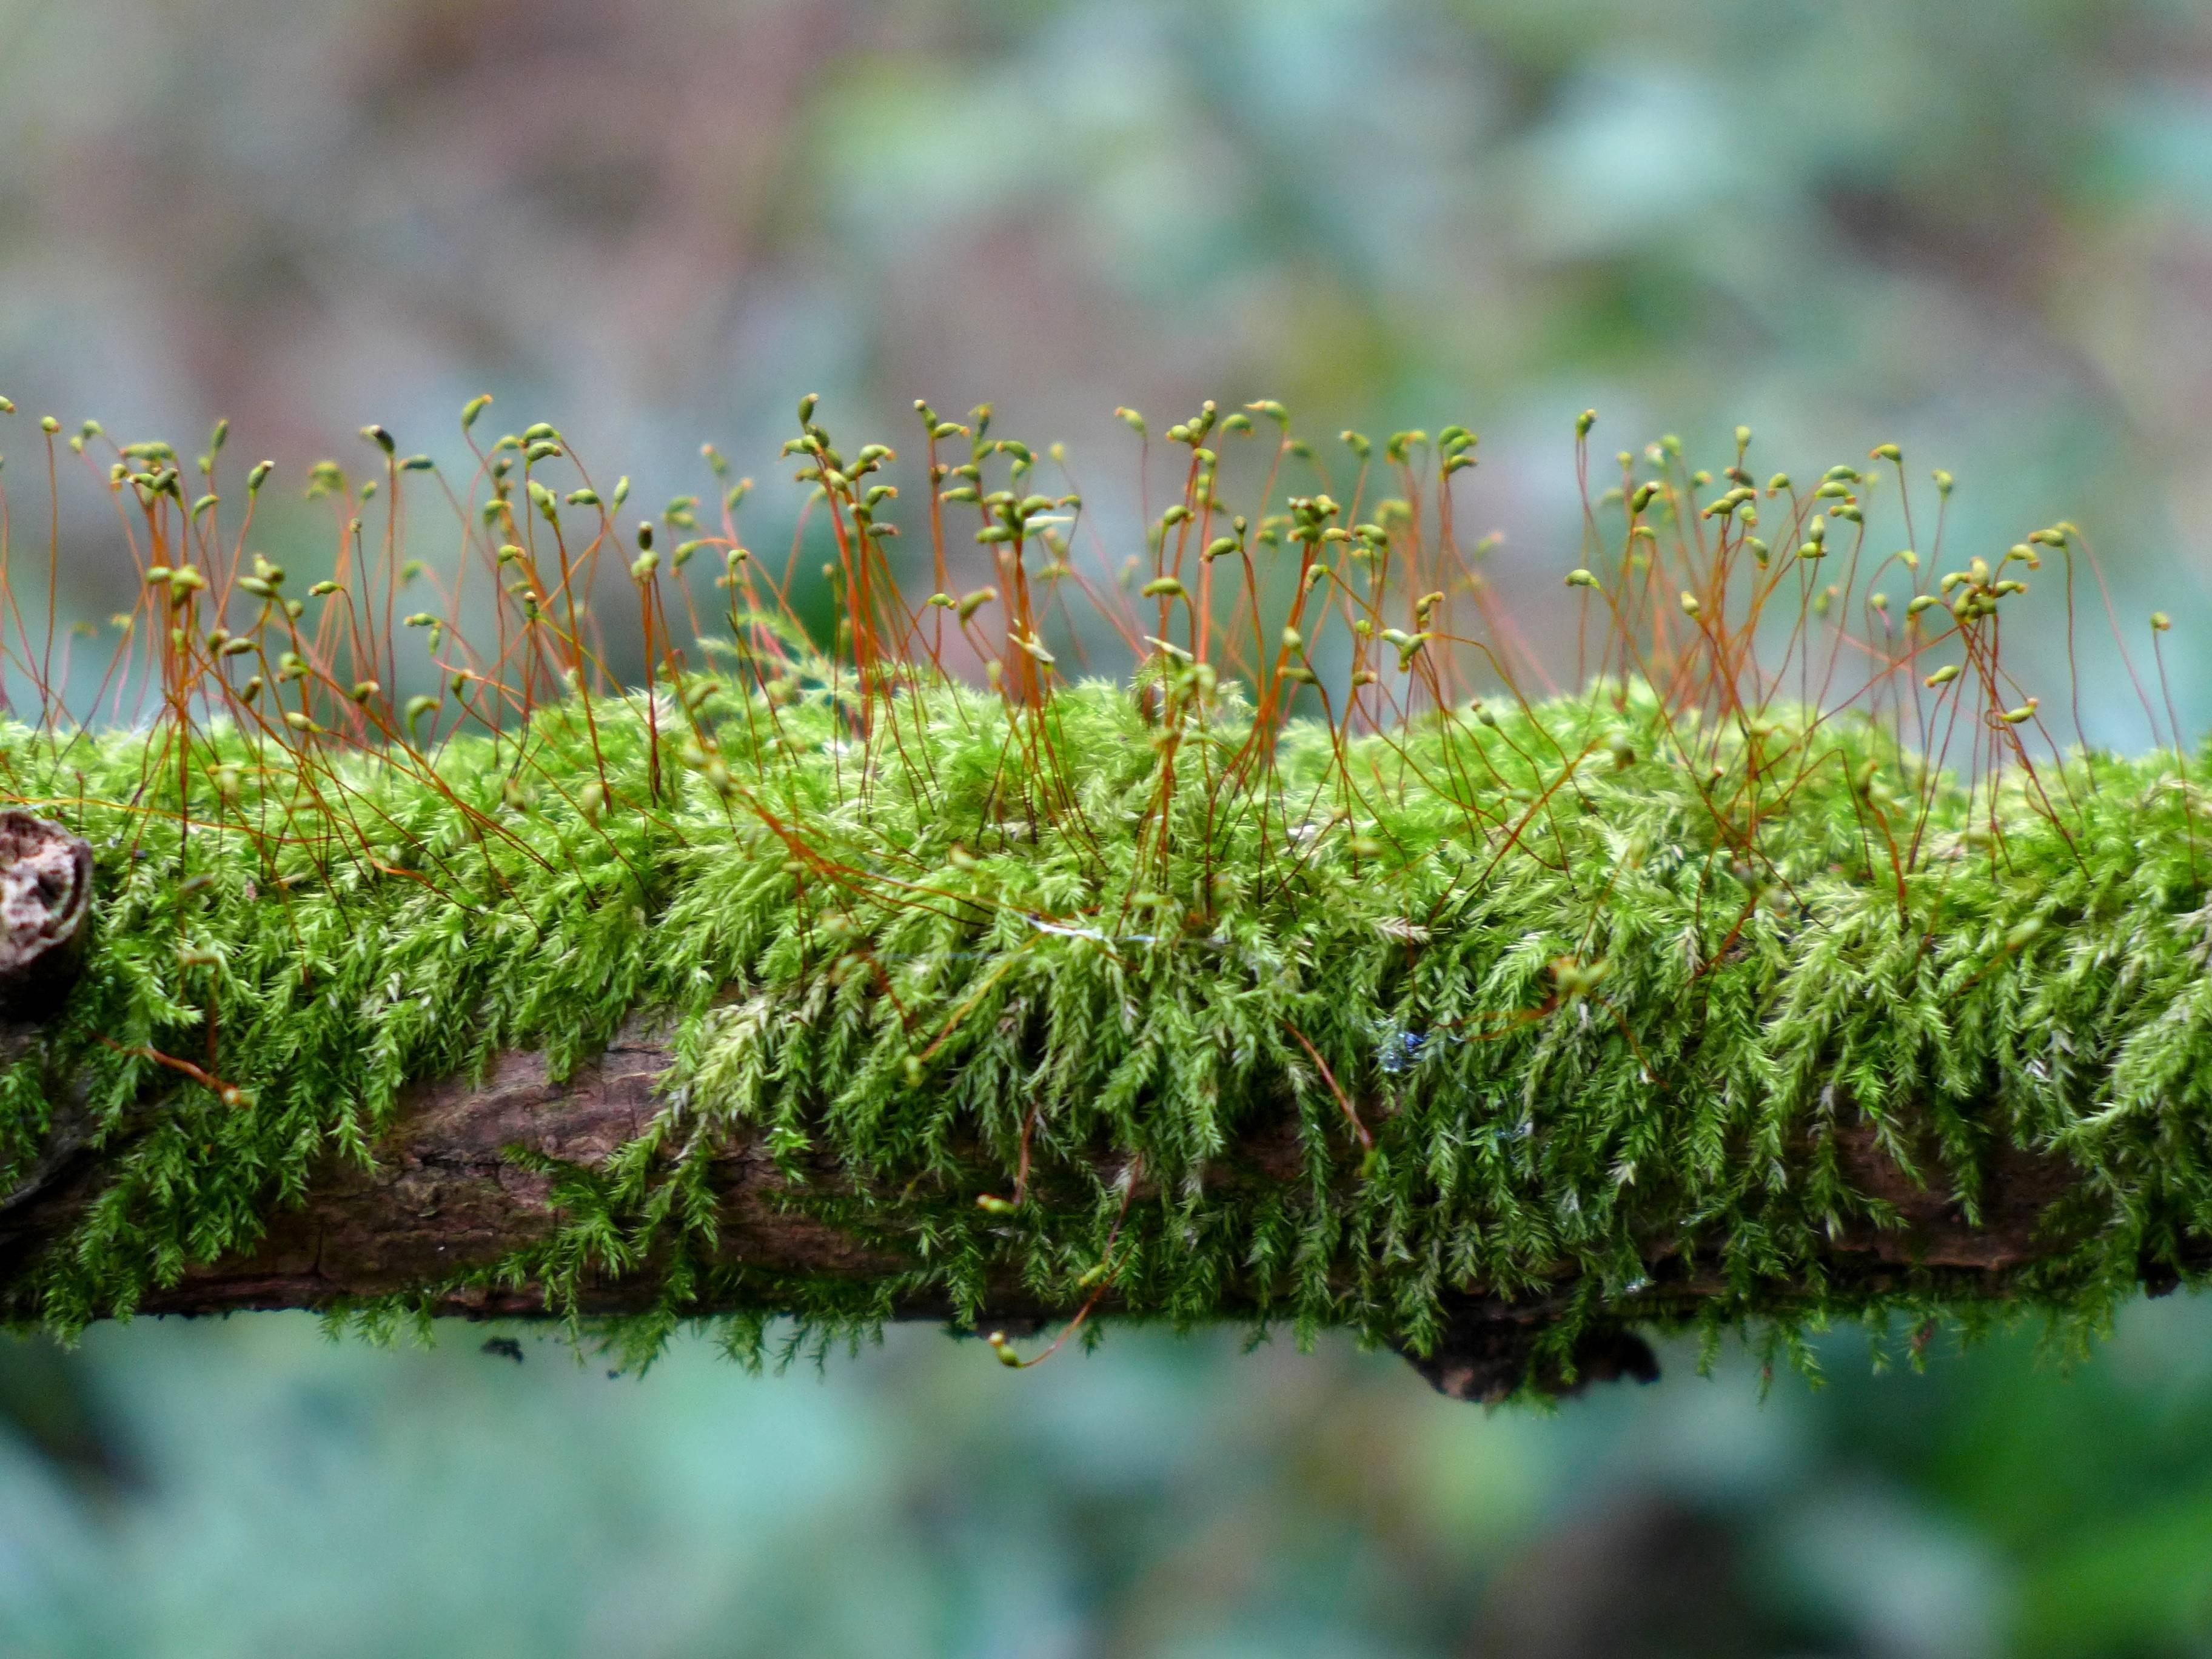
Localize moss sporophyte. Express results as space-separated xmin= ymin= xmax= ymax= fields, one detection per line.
xmin=0 ymin=393 xmax=2203 ymax=1390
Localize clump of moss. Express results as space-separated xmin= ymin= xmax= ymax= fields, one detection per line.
xmin=2 ymin=664 xmax=2206 ymax=1372
xmin=0 ymin=395 xmax=2202 ymax=1379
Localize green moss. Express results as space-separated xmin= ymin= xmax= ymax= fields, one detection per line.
xmin=2 ymin=666 xmax=2208 ymax=1374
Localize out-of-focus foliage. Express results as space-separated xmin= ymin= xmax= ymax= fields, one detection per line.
xmin=7 ymin=0 xmax=2212 ymax=738
xmin=5 ymin=0 xmax=2212 ymax=1654
xmin=5 ymin=1307 xmax=2212 ymax=1657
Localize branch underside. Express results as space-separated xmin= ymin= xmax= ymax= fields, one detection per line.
xmin=0 ymin=1012 xmax=2125 ymax=1401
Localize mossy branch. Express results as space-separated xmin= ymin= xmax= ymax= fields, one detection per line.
xmin=1 ymin=396 xmax=2204 ymax=1399
xmin=0 ymin=679 xmax=2204 ymax=1398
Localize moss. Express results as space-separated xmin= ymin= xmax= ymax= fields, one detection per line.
xmin=2 ymin=660 xmax=2207 ymax=1375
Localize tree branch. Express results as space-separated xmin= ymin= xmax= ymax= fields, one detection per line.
xmin=3 ymin=674 xmax=2204 ymax=1409
xmin=0 ymin=1005 xmax=2140 ymax=1401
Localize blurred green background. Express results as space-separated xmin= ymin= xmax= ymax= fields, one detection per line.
xmin=6 ymin=0 xmax=2212 ymax=1652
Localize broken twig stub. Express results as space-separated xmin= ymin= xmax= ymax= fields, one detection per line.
xmin=0 ymin=812 xmax=92 ymax=1019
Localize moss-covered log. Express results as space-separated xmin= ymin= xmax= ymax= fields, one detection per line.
xmin=3 ymin=672 xmax=2209 ymax=1399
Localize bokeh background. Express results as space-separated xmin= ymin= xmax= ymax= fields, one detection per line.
xmin=5 ymin=0 xmax=2212 ymax=1653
